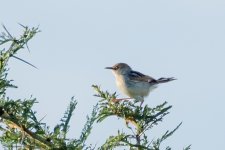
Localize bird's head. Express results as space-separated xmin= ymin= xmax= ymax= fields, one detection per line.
xmin=105 ymin=63 xmax=131 ymax=75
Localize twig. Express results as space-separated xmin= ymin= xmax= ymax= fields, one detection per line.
xmin=0 ymin=110 xmax=53 ymax=149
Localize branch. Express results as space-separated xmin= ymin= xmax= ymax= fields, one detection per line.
xmin=0 ymin=108 xmax=53 ymax=149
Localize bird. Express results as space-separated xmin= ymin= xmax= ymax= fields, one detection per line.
xmin=105 ymin=63 xmax=176 ymax=105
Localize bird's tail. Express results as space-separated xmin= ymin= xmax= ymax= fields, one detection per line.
xmin=156 ymin=77 xmax=176 ymax=83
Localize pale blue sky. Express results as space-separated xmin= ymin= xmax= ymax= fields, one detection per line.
xmin=1 ymin=0 xmax=225 ymax=149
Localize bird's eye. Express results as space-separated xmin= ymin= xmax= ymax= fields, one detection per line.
xmin=114 ymin=66 xmax=119 ymax=70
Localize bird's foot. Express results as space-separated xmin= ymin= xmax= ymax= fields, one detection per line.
xmin=111 ymin=97 xmax=132 ymax=103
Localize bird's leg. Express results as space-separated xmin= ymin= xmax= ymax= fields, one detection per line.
xmin=111 ymin=97 xmax=132 ymax=103
xmin=139 ymin=96 xmax=144 ymax=107
xmin=140 ymin=100 xmax=144 ymax=107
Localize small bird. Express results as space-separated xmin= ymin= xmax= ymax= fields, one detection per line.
xmin=105 ymin=63 xmax=176 ymax=105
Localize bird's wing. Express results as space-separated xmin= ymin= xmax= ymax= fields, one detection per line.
xmin=129 ymin=70 xmax=157 ymax=84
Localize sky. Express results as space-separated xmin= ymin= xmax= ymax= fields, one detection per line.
xmin=1 ymin=0 xmax=225 ymax=149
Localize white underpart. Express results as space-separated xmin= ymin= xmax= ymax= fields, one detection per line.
xmin=113 ymin=72 xmax=158 ymax=102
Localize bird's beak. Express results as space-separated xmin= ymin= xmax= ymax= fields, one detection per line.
xmin=105 ymin=67 xmax=113 ymax=70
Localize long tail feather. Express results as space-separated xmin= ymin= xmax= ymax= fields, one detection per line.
xmin=156 ymin=77 xmax=176 ymax=83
